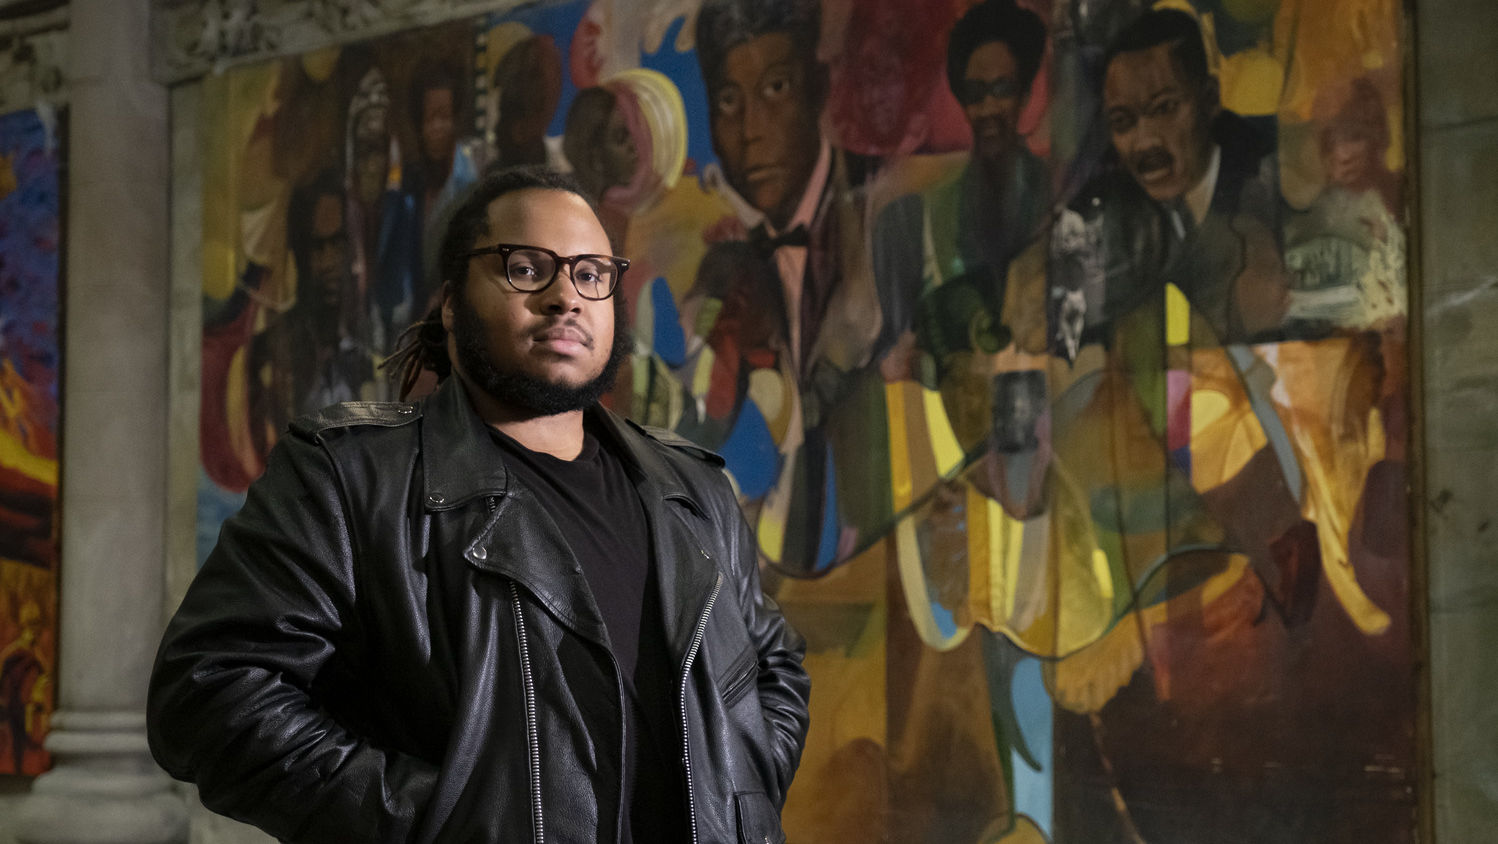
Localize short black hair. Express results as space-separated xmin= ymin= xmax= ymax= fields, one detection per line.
xmin=945 ymin=0 xmax=1048 ymax=99
xmin=695 ymin=0 xmax=821 ymax=89
xmin=436 ymin=165 xmax=597 ymax=291
xmin=1103 ymin=8 xmax=1211 ymax=90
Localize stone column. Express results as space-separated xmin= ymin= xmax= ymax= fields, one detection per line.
xmin=1419 ymin=0 xmax=1498 ymax=839
xmin=15 ymin=0 xmax=188 ymax=841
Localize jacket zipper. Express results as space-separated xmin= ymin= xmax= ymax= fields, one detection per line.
xmin=679 ymin=571 xmax=722 ymax=844
xmin=491 ymin=489 xmax=542 ymax=844
xmin=510 ymin=580 xmax=544 ymax=844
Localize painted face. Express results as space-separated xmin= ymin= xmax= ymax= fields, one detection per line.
xmin=1324 ymin=127 xmax=1377 ymax=189
xmin=959 ymin=41 xmax=1024 ymax=164
xmin=708 ymin=32 xmax=823 ymax=229
xmin=443 ymin=189 xmax=619 ymax=410
xmin=597 ymin=104 xmax=639 ymax=190
xmin=1103 ymin=43 xmax=1218 ymax=202
xmin=420 ymin=87 xmax=456 ymax=164
xmin=307 ymin=193 xmax=347 ymax=313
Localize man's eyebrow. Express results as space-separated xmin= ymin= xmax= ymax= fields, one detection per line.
xmin=1107 ymin=84 xmax=1183 ymax=111
xmin=757 ymin=59 xmax=800 ymax=78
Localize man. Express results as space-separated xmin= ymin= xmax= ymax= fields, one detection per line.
xmin=248 ymin=168 xmax=374 ymax=457
xmin=149 ymin=167 xmax=810 ymax=843
xmin=1051 ymin=7 xmax=1288 ymax=350
xmin=405 ymin=59 xmax=480 ymax=238
xmin=1030 ymin=9 xmax=1317 ymax=714
xmin=872 ymin=0 xmax=1051 ymax=419
xmin=486 ymin=34 xmax=563 ymax=170
xmin=681 ymin=0 xmax=896 ymax=574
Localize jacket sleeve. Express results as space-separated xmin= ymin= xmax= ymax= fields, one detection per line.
xmin=148 ymin=428 xmax=436 ymax=842
xmin=722 ymin=485 xmax=811 ymax=806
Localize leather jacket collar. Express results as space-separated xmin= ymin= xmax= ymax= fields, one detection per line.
xmin=419 ymin=376 xmax=705 ymax=515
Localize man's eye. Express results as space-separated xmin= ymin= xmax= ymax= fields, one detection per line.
xmin=511 ymin=263 xmax=538 ymax=277
xmin=714 ymin=87 xmax=741 ymax=116
xmin=1149 ymin=98 xmax=1180 ymax=118
xmin=1108 ymin=112 xmax=1136 ymax=134
xmin=762 ymin=74 xmax=792 ymax=100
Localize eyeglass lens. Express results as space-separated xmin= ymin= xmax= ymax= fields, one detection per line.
xmin=958 ymin=77 xmax=1020 ymax=106
xmin=506 ymin=248 xmax=617 ymax=299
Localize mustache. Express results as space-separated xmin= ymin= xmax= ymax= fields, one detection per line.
xmin=535 ymin=319 xmax=595 ymax=348
xmin=1130 ymin=147 xmax=1175 ymax=175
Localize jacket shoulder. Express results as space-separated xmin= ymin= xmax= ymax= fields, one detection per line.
xmin=625 ymin=418 xmax=726 ymax=468
xmin=290 ymin=401 xmax=422 ymax=437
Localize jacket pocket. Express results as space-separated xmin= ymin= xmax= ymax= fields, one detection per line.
xmin=734 ymin=791 xmax=786 ymax=844
xmin=718 ymin=646 xmax=757 ymax=707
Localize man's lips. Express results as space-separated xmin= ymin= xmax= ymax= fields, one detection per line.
xmin=1132 ymin=148 xmax=1176 ymax=183
xmin=533 ymin=323 xmax=593 ymax=353
xmin=744 ymin=163 xmax=786 ymax=186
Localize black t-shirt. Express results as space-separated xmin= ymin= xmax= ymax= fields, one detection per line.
xmin=490 ymin=421 xmax=688 ymax=843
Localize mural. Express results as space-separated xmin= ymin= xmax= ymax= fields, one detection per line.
xmin=0 ymin=106 xmax=61 ymax=777
xmin=196 ymin=0 xmax=1414 ymax=839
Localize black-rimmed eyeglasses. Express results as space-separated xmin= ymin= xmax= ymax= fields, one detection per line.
xmin=463 ymin=243 xmax=630 ymax=301
xmin=955 ymin=76 xmax=1022 ymax=107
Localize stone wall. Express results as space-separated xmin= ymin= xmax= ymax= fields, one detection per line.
xmin=1418 ymin=0 xmax=1498 ymax=838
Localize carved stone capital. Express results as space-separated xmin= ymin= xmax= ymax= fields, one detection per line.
xmin=152 ymin=0 xmax=524 ymax=83
xmin=0 ymin=7 xmax=67 ymax=113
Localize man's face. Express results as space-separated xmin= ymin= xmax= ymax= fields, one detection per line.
xmin=708 ymin=32 xmax=824 ymax=228
xmin=442 ymin=189 xmax=621 ymax=414
xmin=959 ymin=40 xmax=1025 ymax=165
xmin=1103 ymin=43 xmax=1218 ymax=202
xmin=596 ymin=104 xmax=639 ymax=190
xmin=420 ymin=87 xmax=456 ymax=164
xmin=1324 ymin=127 xmax=1377 ymax=189
xmin=307 ymin=193 xmax=347 ymax=313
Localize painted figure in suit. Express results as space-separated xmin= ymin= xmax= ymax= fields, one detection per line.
xmin=680 ymin=0 xmax=908 ymax=574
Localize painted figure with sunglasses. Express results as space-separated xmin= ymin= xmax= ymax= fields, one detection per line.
xmin=148 ymin=167 xmax=810 ymax=844
xmin=872 ymin=0 xmax=1051 ymax=393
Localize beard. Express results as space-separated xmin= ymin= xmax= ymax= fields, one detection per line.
xmin=451 ymin=291 xmax=631 ymax=417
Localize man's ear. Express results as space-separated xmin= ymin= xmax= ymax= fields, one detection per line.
xmin=1200 ymin=74 xmax=1222 ymax=119
xmin=440 ymin=281 xmax=457 ymax=332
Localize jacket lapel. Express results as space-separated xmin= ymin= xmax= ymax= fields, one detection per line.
xmin=422 ymin=378 xmax=609 ymax=647
xmin=594 ymin=410 xmax=723 ymax=666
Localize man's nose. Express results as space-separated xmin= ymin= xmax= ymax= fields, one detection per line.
xmin=971 ymin=92 xmax=1004 ymax=118
xmin=741 ymin=93 xmax=768 ymax=143
xmin=535 ymin=268 xmax=583 ymax=312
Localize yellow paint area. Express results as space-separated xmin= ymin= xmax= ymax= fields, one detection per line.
xmin=0 ymin=428 xmax=56 ymax=487
xmin=1165 ymin=282 xmax=1191 ymax=346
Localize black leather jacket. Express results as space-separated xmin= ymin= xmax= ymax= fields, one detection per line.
xmin=148 ymin=379 xmax=810 ymax=843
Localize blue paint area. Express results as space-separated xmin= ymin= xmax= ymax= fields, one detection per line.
xmin=638 ymin=15 xmax=717 ymax=172
xmin=813 ymin=447 xmax=841 ymax=573
xmin=650 ymin=277 xmax=686 ymax=366
xmin=718 ymin=400 xmax=778 ymax=501
xmin=1170 ymin=444 xmax=1192 ymax=477
xmin=928 ymin=601 xmax=958 ymax=639
xmin=1010 ymin=657 xmax=1054 ymax=837
xmin=0 ymin=108 xmax=61 ymax=408
xmin=489 ymin=3 xmax=718 ymax=175
xmin=197 ymin=468 xmax=248 ymax=569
